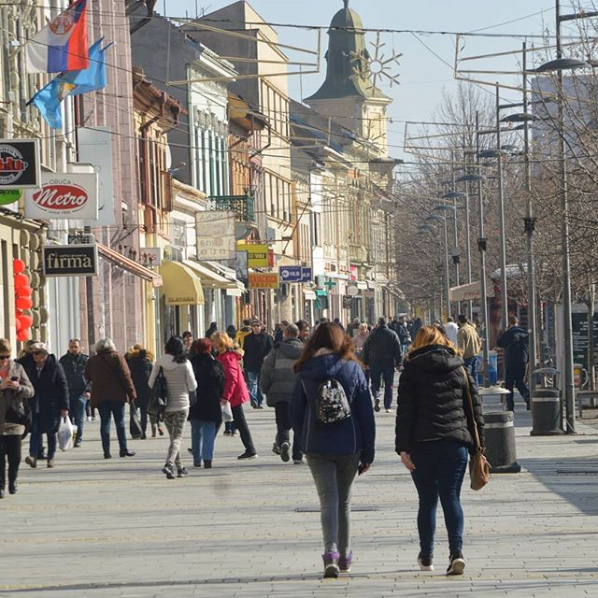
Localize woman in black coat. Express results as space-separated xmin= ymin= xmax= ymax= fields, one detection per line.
xmin=396 ymin=325 xmax=484 ymax=577
xmin=126 ymin=345 xmax=157 ymax=439
xmin=188 ymin=338 xmax=225 ymax=468
xmin=22 ymin=343 xmax=69 ymax=469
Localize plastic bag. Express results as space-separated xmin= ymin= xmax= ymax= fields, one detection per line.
xmin=221 ymin=401 xmax=233 ymax=422
xmin=58 ymin=416 xmax=74 ymax=451
xmin=129 ymin=401 xmax=143 ymax=440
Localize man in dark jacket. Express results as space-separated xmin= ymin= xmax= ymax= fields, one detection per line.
xmin=260 ymin=324 xmax=303 ymax=463
xmin=243 ymin=320 xmax=273 ymax=408
xmin=59 ymin=339 xmax=89 ymax=447
xmin=397 ymin=316 xmax=412 ymax=355
xmin=362 ymin=317 xmax=402 ymax=412
xmin=497 ymin=315 xmax=530 ymax=412
xmin=22 ymin=343 xmax=69 ymax=469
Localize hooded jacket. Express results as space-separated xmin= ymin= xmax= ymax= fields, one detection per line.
xmin=289 ymin=353 xmax=375 ymax=464
xmin=496 ymin=325 xmax=529 ymax=368
xmin=148 ymin=354 xmax=197 ymax=412
xmin=395 ymin=344 xmax=484 ymax=455
xmin=260 ymin=337 xmax=303 ymax=406
xmin=189 ymin=353 xmax=225 ymax=423
xmin=216 ymin=350 xmax=250 ymax=408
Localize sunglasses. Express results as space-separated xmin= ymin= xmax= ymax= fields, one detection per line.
xmin=32 ymin=351 xmax=45 ymax=356
xmin=0 ymin=355 xmax=10 ymax=360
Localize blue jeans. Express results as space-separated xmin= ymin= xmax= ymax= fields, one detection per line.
xmin=409 ymin=440 xmax=468 ymax=557
xmin=246 ymin=371 xmax=264 ymax=407
xmin=190 ymin=420 xmax=216 ymax=464
xmin=463 ymin=356 xmax=478 ymax=385
xmin=29 ymin=413 xmax=57 ymax=460
xmin=69 ymin=395 xmax=87 ymax=443
xmin=97 ymin=401 xmax=128 ymax=455
xmin=307 ymin=453 xmax=360 ymax=555
xmin=370 ymin=362 xmax=396 ymax=410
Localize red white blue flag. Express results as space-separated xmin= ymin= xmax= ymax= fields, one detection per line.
xmin=26 ymin=0 xmax=89 ymax=73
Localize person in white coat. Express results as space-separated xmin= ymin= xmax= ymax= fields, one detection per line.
xmin=445 ymin=317 xmax=459 ymax=347
xmin=149 ymin=336 xmax=197 ymax=479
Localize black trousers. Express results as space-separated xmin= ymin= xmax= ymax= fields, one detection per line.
xmin=0 ymin=435 xmax=22 ymax=490
xmin=274 ymin=402 xmax=302 ymax=461
xmin=232 ymin=404 xmax=256 ymax=454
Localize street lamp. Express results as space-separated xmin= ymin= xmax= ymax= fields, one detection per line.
xmin=458 ymin=138 xmax=489 ymax=387
xmin=425 ymin=212 xmax=451 ymax=321
xmin=536 ymin=0 xmax=590 ymax=433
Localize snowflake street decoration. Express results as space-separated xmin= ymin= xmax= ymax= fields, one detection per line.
xmin=350 ymin=33 xmax=402 ymax=92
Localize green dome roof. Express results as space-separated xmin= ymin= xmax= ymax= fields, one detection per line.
xmin=330 ymin=4 xmax=364 ymax=30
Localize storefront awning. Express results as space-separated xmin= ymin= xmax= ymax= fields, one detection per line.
xmin=183 ymin=259 xmax=229 ymax=287
xmin=97 ymin=243 xmax=163 ymax=287
xmin=160 ymin=261 xmax=204 ymax=306
xmin=304 ymin=290 xmax=317 ymax=300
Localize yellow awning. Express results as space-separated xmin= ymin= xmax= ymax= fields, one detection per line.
xmin=160 ymin=261 xmax=205 ymax=306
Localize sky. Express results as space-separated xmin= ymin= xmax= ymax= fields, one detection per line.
xmin=161 ymin=0 xmax=586 ymax=162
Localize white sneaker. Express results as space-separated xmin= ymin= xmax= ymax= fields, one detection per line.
xmin=418 ymin=554 xmax=434 ymax=571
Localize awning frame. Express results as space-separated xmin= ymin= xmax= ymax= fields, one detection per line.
xmin=97 ymin=243 xmax=163 ymax=287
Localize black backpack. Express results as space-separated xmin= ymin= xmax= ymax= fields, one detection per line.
xmin=303 ymin=363 xmax=351 ymax=427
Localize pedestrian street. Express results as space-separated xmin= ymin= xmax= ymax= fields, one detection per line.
xmin=1 ymin=400 xmax=598 ymax=598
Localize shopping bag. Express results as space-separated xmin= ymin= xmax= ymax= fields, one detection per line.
xmin=58 ymin=416 xmax=74 ymax=451
xmin=129 ymin=400 xmax=143 ymax=440
xmin=221 ymin=401 xmax=233 ymax=422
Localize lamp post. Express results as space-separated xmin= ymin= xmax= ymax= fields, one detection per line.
xmin=535 ymin=0 xmax=590 ymax=433
xmin=458 ymin=113 xmax=489 ymax=386
xmin=425 ymin=213 xmax=450 ymax=320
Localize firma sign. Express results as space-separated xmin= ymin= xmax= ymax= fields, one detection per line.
xmin=42 ymin=245 xmax=98 ymax=277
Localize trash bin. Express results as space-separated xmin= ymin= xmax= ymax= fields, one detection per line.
xmin=484 ymin=411 xmax=521 ymax=473
xmin=531 ymin=368 xmax=563 ymax=436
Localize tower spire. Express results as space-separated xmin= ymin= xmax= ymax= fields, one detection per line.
xmin=343 ymin=0 xmax=349 ymax=8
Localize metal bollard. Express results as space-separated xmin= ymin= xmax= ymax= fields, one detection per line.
xmin=484 ymin=411 xmax=521 ymax=474
xmin=530 ymin=389 xmax=563 ymax=436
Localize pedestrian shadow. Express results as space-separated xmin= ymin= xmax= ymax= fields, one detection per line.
xmin=519 ymin=455 xmax=598 ymax=515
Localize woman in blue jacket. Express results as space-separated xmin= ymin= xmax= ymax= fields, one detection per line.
xmin=290 ymin=322 xmax=375 ymax=579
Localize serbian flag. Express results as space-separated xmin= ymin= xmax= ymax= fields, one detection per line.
xmin=26 ymin=0 xmax=89 ymax=73
xmin=29 ymin=38 xmax=110 ymax=129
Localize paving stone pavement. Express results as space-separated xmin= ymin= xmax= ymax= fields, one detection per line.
xmin=1 ymin=397 xmax=598 ymax=598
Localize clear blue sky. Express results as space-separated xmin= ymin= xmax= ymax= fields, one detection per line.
xmin=162 ymin=0 xmax=570 ymax=158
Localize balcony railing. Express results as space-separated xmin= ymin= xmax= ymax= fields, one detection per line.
xmin=208 ymin=194 xmax=255 ymax=223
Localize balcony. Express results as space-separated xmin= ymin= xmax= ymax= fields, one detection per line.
xmin=209 ymin=194 xmax=255 ymax=224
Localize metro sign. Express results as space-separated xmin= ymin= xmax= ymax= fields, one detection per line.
xmin=0 ymin=139 xmax=41 ymax=189
xmin=25 ymin=172 xmax=98 ymax=220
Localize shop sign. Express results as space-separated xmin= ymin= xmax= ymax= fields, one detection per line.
xmin=248 ymin=272 xmax=279 ymax=289
xmin=42 ymin=244 xmax=98 ymax=277
xmin=0 ymin=139 xmax=41 ymax=189
xmin=79 ymin=127 xmax=116 ymax=226
xmin=140 ymin=247 xmax=162 ymax=267
xmin=279 ymin=265 xmax=302 ymax=282
xmin=0 ymin=188 xmax=22 ymax=205
xmin=25 ymin=172 xmax=98 ymax=220
xmin=238 ymin=243 xmax=270 ymax=268
xmin=196 ymin=210 xmax=236 ymax=260
xmin=300 ymin=267 xmax=312 ymax=282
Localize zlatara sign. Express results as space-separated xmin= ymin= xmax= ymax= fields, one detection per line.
xmin=25 ymin=172 xmax=98 ymax=220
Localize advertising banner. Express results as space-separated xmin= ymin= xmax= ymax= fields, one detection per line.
xmin=248 ymin=272 xmax=279 ymax=289
xmin=238 ymin=243 xmax=270 ymax=268
xmin=195 ymin=210 xmax=236 ymax=260
xmin=25 ymin=171 xmax=98 ymax=220
xmin=0 ymin=139 xmax=41 ymax=189
xmin=78 ymin=127 xmax=115 ymax=225
xmin=42 ymin=244 xmax=98 ymax=277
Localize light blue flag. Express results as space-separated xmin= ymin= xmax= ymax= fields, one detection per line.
xmin=29 ymin=38 xmax=110 ymax=129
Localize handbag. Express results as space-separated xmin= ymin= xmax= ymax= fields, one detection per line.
xmin=5 ymin=398 xmax=31 ymax=427
xmin=461 ymin=367 xmax=491 ymax=491
xmin=129 ymin=400 xmax=143 ymax=440
xmin=148 ymin=367 xmax=168 ymax=415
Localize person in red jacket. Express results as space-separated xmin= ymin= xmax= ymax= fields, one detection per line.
xmin=212 ymin=332 xmax=257 ymax=460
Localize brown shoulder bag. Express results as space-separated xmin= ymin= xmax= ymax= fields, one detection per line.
xmin=462 ymin=367 xmax=491 ymax=491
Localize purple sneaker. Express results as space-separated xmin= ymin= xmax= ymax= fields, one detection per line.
xmin=339 ymin=552 xmax=353 ymax=572
xmin=322 ymin=552 xmax=340 ymax=578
